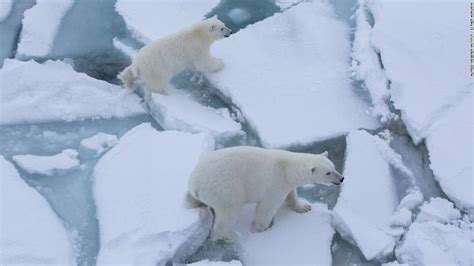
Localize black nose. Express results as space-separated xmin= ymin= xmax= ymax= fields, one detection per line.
xmin=340 ymin=177 xmax=344 ymax=182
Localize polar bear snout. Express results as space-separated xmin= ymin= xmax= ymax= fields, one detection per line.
xmin=330 ymin=172 xmax=344 ymax=185
xmin=223 ymin=27 xmax=232 ymax=37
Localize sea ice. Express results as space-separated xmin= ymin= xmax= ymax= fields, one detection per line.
xmin=148 ymin=88 xmax=243 ymax=143
xmin=12 ymin=149 xmax=80 ymax=176
xmin=207 ymin=2 xmax=378 ymax=148
xmin=16 ymin=0 xmax=75 ymax=58
xmin=237 ymin=203 xmax=334 ymax=265
xmin=94 ymin=123 xmax=215 ymax=265
xmin=0 ymin=59 xmax=145 ymax=125
xmin=425 ymin=95 xmax=473 ymax=216
xmin=79 ymin=133 xmax=118 ymax=157
xmin=0 ymin=0 xmax=13 ymax=22
xmin=395 ymin=198 xmax=474 ymax=266
xmin=187 ymin=260 xmax=242 ymax=266
xmin=0 ymin=155 xmax=75 ymax=264
xmin=333 ymin=130 xmax=400 ymax=260
xmin=115 ymin=0 xmax=219 ymax=43
xmin=351 ymin=0 xmax=394 ymax=122
xmin=367 ymin=0 xmax=472 ymax=143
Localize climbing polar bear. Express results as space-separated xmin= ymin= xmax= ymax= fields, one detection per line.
xmin=119 ymin=16 xmax=231 ymax=99
xmin=186 ymin=146 xmax=344 ymax=242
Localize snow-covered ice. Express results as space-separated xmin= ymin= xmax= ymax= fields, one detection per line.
xmin=333 ymin=130 xmax=400 ymax=260
xmin=425 ymin=94 xmax=473 ymax=216
xmin=148 ymin=88 xmax=243 ymax=143
xmin=116 ymin=0 xmax=219 ymax=43
xmin=368 ymin=0 xmax=472 ymax=143
xmin=0 ymin=0 xmax=13 ymax=22
xmin=16 ymin=0 xmax=75 ymax=58
xmin=351 ymin=0 xmax=394 ymax=122
xmin=79 ymin=133 xmax=118 ymax=157
xmin=187 ymin=260 xmax=242 ymax=266
xmin=0 ymin=155 xmax=75 ymax=264
xmin=12 ymin=149 xmax=80 ymax=176
xmin=0 ymin=59 xmax=145 ymax=125
xmin=208 ymin=1 xmax=378 ymax=148
xmin=395 ymin=198 xmax=474 ymax=266
xmin=237 ymin=203 xmax=334 ymax=265
xmin=93 ymin=123 xmax=215 ymax=265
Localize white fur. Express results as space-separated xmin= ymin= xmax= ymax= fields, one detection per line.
xmin=186 ymin=146 xmax=344 ymax=242
xmin=118 ymin=16 xmax=231 ymax=99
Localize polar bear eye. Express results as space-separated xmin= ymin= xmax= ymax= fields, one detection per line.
xmin=311 ymin=167 xmax=316 ymax=173
xmin=326 ymin=172 xmax=330 ymax=176
xmin=220 ymin=28 xmax=224 ymax=31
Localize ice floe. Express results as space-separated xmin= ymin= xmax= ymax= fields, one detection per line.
xmin=333 ymin=130 xmax=402 ymax=260
xmin=16 ymin=0 xmax=75 ymax=58
xmin=208 ymin=1 xmax=378 ymax=148
xmin=237 ymin=203 xmax=334 ymax=265
xmin=12 ymin=149 xmax=80 ymax=176
xmin=395 ymin=198 xmax=474 ymax=266
xmin=94 ymin=123 xmax=214 ymax=265
xmin=79 ymin=133 xmax=118 ymax=157
xmin=0 ymin=155 xmax=75 ymax=264
xmin=0 ymin=59 xmax=145 ymax=125
xmin=116 ymin=0 xmax=219 ymax=43
xmin=0 ymin=0 xmax=13 ymax=22
xmin=148 ymin=88 xmax=243 ymax=143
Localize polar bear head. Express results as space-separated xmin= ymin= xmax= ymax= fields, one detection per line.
xmin=307 ymin=151 xmax=344 ymax=186
xmin=204 ymin=15 xmax=232 ymax=40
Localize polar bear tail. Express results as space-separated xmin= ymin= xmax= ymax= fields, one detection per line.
xmin=118 ymin=65 xmax=135 ymax=90
xmin=184 ymin=191 xmax=206 ymax=209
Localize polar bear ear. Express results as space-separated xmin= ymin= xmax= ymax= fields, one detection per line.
xmin=321 ymin=151 xmax=329 ymax=157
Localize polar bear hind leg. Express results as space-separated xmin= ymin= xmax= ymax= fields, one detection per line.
xmin=286 ymin=189 xmax=312 ymax=213
xmin=211 ymin=205 xmax=242 ymax=242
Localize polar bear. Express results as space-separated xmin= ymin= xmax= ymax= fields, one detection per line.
xmin=118 ymin=16 xmax=231 ymax=99
xmin=185 ymin=146 xmax=344 ymax=242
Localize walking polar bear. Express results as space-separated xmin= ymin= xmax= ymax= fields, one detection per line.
xmin=186 ymin=146 xmax=344 ymax=242
xmin=119 ymin=16 xmax=231 ymax=99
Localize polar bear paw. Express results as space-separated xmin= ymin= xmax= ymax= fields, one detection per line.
xmin=251 ymin=220 xmax=271 ymax=233
xmin=211 ymin=230 xmax=240 ymax=243
xmin=209 ymin=58 xmax=224 ymax=72
xmin=290 ymin=201 xmax=312 ymax=213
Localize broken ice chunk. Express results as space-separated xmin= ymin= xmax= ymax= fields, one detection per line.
xmin=79 ymin=133 xmax=118 ymax=157
xmin=12 ymin=149 xmax=80 ymax=176
xmin=0 ymin=155 xmax=75 ymax=264
xmin=148 ymin=88 xmax=244 ymax=144
xmin=0 ymin=0 xmax=13 ymax=22
xmin=208 ymin=2 xmax=378 ymax=148
xmin=16 ymin=0 xmax=75 ymax=58
xmin=115 ymin=0 xmax=219 ymax=43
xmin=333 ymin=130 xmax=399 ymax=261
xmin=415 ymin=197 xmax=461 ymax=224
xmin=237 ymin=203 xmax=334 ymax=265
xmin=0 ymin=59 xmax=145 ymax=125
xmin=94 ymin=123 xmax=214 ymax=265
xmin=395 ymin=198 xmax=473 ymax=266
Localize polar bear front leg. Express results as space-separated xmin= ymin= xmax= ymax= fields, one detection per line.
xmin=195 ymin=56 xmax=224 ymax=73
xmin=251 ymin=195 xmax=286 ymax=233
xmin=212 ymin=205 xmax=242 ymax=242
xmin=286 ymin=189 xmax=312 ymax=213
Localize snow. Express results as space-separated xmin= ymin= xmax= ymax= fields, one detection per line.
xmin=0 ymin=0 xmax=13 ymax=22
xmin=238 ymin=203 xmax=334 ymax=265
xmin=188 ymin=260 xmax=242 ymax=266
xmin=0 ymin=59 xmax=145 ymax=125
xmin=16 ymin=0 xmax=75 ymax=58
xmin=425 ymin=94 xmax=473 ymax=216
xmin=93 ymin=123 xmax=215 ymax=265
xmin=351 ymin=0 xmax=394 ymax=122
xmin=397 ymin=189 xmax=424 ymax=211
xmin=148 ymin=88 xmax=243 ymax=143
xmin=208 ymin=1 xmax=378 ymax=148
xmin=0 ymin=155 xmax=75 ymax=264
xmin=12 ymin=149 xmax=80 ymax=176
xmin=275 ymin=0 xmax=303 ymax=10
xmin=367 ymin=0 xmax=472 ymax=143
xmin=115 ymin=0 xmax=219 ymax=43
xmin=416 ymin=197 xmax=461 ymax=224
xmin=79 ymin=133 xmax=118 ymax=157
xmin=395 ymin=198 xmax=474 ymax=266
xmin=333 ymin=130 xmax=399 ymax=260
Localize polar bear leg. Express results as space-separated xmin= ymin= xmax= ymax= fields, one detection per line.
xmin=251 ymin=195 xmax=286 ymax=233
xmin=286 ymin=189 xmax=312 ymax=213
xmin=212 ymin=205 xmax=242 ymax=242
xmin=195 ymin=56 xmax=224 ymax=73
